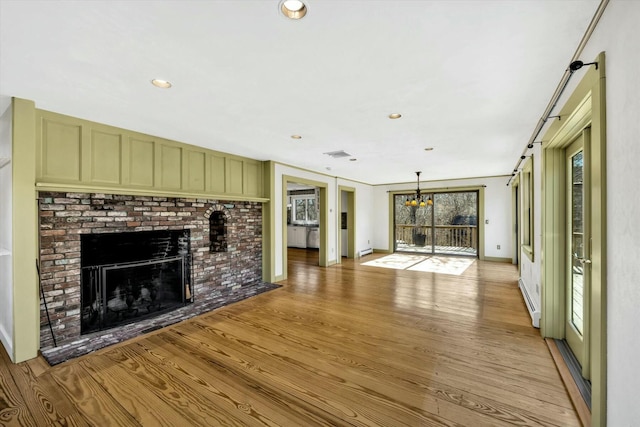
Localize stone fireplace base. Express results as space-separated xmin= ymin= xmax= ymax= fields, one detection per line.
xmin=38 ymin=191 xmax=274 ymax=364
xmin=41 ymin=280 xmax=279 ymax=365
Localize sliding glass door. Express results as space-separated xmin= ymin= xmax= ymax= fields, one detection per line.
xmin=394 ymin=191 xmax=478 ymax=256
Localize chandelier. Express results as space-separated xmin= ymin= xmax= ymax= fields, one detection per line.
xmin=405 ymin=171 xmax=433 ymax=207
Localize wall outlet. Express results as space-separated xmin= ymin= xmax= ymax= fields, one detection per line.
xmin=368 ymin=240 xmax=370 ymax=244
xmin=536 ymin=284 xmax=540 ymax=294
xmin=497 ymin=244 xmax=500 ymax=250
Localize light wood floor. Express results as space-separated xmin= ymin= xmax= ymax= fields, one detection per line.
xmin=0 ymin=249 xmax=579 ymax=426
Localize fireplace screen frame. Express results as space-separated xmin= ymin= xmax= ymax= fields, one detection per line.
xmin=81 ymin=254 xmax=190 ymax=334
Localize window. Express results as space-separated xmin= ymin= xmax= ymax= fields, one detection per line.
xmin=292 ymin=195 xmax=318 ymax=223
xmin=522 ymin=158 xmax=534 ymax=261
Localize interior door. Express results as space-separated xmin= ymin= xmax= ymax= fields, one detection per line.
xmin=565 ymin=129 xmax=591 ymax=378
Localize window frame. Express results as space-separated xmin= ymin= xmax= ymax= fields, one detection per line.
xmin=521 ymin=157 xmax=534 ymax=261
xmin=291 ymin=194 xmax=318 ymax=224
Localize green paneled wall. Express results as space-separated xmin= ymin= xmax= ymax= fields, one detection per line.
xmin=35 ymin=110 xmax=264 ymax=200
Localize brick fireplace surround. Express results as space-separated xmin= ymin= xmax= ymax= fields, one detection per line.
xmin=38 ymin=191 xmax=278 ymax=365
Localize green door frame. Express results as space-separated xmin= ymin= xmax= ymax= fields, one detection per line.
xmin=540 ymin=52 xmax=607 ymax=426
xmin=338 ymin=186 xmax=356 ymax=261
xmin=388 ymin=185 xmax=485 ymax=260
xmin=281 ymin=175 xmax=329 ymax=280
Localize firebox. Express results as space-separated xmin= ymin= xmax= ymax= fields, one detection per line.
xmin=80 ymin=229 xmax=192 ymax=334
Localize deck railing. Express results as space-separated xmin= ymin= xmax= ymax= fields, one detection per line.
xmin=395 ymin=224 xmax=477 ymax=251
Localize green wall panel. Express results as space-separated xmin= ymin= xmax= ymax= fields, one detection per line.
xmin=159 ymin=144 xmax=182 ymax=189
xmin=41 ymin=119 xmax=81 ymax=181
xmin=91 ymin=130 xmax=121 ymax=185
xmin=186 ymin=150 xmax=206 ymax=192
xmin=129 ymin=138 xmax=155 ymax=187
xmin=227 ymin=158 xmax=243 ymax=194
xmin=209 ymin=154 xmax=226 ymax=193
xmin=244 ymin=160 xmax=260 ymax=196
xmin=36 ymin=109 xmax=264 ymax=200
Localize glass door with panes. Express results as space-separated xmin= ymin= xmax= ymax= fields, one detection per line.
xmin=565 ymin=131 xmax=591 ymax=377
xmin=394 ymin=191 xmax=478 ymax=256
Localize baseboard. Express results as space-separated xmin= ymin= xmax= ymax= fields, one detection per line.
xmin=0 ymin=324 xmax=14 ymax=362
xmin=483 ymin=256 xmax=512 ymax=263
xmin=358 ymin=248 xmax=373 ymax=257
xmin=518 ymin=278 xmax=540 ymax=328
xmin=373 ymin=248 xmax=391 ymax=254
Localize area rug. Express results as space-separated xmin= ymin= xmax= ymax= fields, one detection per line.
xmin=408 ymin=256 xmax=475 ymax=276
xmin=361 ymin=253 xmax=427 ymax=270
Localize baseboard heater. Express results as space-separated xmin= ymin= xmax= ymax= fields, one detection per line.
xmin=519 ymin=278 xmax=541 ymax=328
xmin=359 ymin=248 xmax=373 ymax=257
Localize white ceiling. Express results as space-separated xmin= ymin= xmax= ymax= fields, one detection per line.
xmin=0 ymin=0 xmax=600 ymax=185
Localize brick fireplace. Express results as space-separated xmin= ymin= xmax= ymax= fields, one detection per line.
xmin=38 ymin=192 xmax=277 ymax=364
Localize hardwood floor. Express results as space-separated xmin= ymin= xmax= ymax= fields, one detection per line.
xmin=0 ymin=249 xmax=579 ymax=426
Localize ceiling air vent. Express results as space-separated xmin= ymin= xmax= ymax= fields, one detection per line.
xmin=323 ymin=150 xmax=352 ymax=159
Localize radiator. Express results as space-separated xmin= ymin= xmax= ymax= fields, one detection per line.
xmin=519 ymin=278 xmax=540 ymax=328
xmin=358 ymin=248 xmax=373 ymax=257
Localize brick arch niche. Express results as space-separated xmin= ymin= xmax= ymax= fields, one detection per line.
xmin=204 ymin=204 xmax=231 ymax=253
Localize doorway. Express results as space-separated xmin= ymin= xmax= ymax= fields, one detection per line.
xmin=281 ymin=175 xmax=329 ymax=281
xmin=565 ymin=132 xmax=590 ymax=372
xmin=338 ymin=186 xmax=356 ymax=260
xmin=540 ymin=52 xmax=606 ymax=425
xmin=393 ymin=190 xmax=479 ymax=257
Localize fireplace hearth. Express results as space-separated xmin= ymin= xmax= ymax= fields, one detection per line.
xmin=81 ymin=230 xmax=192 ymax=334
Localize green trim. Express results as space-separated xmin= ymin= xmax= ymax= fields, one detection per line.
xmin=373 ymin=248 xmax=392 ymax=254
xmin=478 ymin=187 xmax=485 ymax=260
xmin=483 ymin=256 xmax=512 ymax=263
xmin=521 ymin=157 xmax=534 ymax=262
xmin=262 ymin=161 xmax=276 ymax=282
xmin=272 ymin=160 xmax=372 ymax=186
xmin=511 ymin=175 xmax=521 ymax=269
xmin=540 ymin=52 xmax=606 ymax=426
xmin=388 ymin=192 xmax=395 ymax=253
xmin=338 ymin=185 xmax=356 ymax=262
xmin=388 ymin=185 xmax=485 ymax=260
xmin=282 ymin=175 xmax=330 ymax=279
xmin=11 ymin=98 xmax=39 ymax=362
xmin=34 ymin=182 xmax=269 ymax=203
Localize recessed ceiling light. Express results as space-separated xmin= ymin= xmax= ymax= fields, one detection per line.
xmin=388 ymin=113 xmax=402 ymax=119
xmin=291 ymin=135 xmax=302 ymax=139
xmin=424 ymin=147 xmax=434 ymax=151
xmin=280 ymin=0 xmax=307 ymax=19
xmin=151 ymin=79 xmax=172 ymax=89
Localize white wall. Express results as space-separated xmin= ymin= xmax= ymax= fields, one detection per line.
xmin=338 ymin=177 xmax=374 ymax=254
xmin=372 ymin=175 xmax=512 ymax=259
xmin=0 ymin=97 xmax=13 ymax=359
xmin=273 ymin=164 xmax=374 ymax=278
xmin=572 ymin=2 xmax=640 ymax=424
